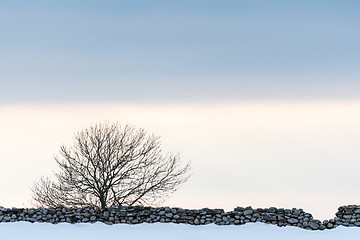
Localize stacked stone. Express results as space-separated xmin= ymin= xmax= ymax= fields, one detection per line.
xmin=232 ymin=207 xmax=329 ymax=230
xmin=0 ymin=205 xmax=359 ymax=230
xmin=0 ymin=206 xmax=224 ymax=225
xmin=334 ymin=205 xmax=360 ymax=227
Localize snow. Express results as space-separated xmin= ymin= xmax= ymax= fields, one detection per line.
xmin=1 ymin=222 xmax=360 ymax=240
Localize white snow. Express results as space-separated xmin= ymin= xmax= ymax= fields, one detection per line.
xmin=1 ymin=222 xmax=360 ymax=240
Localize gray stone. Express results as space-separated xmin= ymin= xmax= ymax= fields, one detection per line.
xmin=354 ymin=209 xmax=360 ymax=214
xmin=327 ymin=223 xmax=334 ymax=228
xmin=292 ymin=209 xmax=301 ymax=216
xmin=308 ymin=221 xmax=320 ymax=230
xmin=243 ymin=210 xmax=253 ymax=215
xmin=103 ymin=211 xmax=110 ymax=218
xmin=2 ymin=205 xmax=358 ymax=229
xmin=288 ymin=218 xmax=299 ymax=224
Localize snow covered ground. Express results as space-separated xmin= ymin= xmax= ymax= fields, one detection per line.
xmin=1 ymin=222 xmax=360 ymax=240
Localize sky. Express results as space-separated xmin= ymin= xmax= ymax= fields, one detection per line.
xmin=1 ymin=1 xmax=360 ymax=220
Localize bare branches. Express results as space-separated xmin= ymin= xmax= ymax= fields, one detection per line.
xmin=32 ymin=122 xmax=191 ymax=209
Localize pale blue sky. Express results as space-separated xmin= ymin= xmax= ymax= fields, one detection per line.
xmin=1 ymin=0 xmax=360 ymax=103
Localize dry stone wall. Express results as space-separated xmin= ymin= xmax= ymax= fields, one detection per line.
xmin=0 ymin=205 xmax=359 ymax=230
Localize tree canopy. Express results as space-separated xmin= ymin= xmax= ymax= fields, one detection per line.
xmin=32 ymin=122 xmax=191 ymax=208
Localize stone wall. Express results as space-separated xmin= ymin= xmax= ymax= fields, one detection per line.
xmin=0 ymin=205 xmax=359 ymax=230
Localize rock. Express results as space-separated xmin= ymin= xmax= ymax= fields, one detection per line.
xmin=0 ymin=206 xmax=8 ymax=212
xmin=103 ymin=211 xmax=110 ymax=218
xmin=292 ymin=209 xmax=301 ymax=216
xmin=327 ymin=223 xmax=334 ymax=228
xmin=234 ymin=207 xmax=245 ymax=211
xmin=308 ymin=221 xmax=319 ymax=230
xmin=264 ymin=215 xmax=277 ymax=222
xmin=0 ymin=205 xmax=357 ymax=229
xmin=243 ymin=210 xmax=253 ymax=215
xmin=288 ymin=218 xmax=299 ymax=224
xmin=354 ymin=209 xmax=360 ymax=214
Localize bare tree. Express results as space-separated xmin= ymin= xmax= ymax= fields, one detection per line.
xmin=32 ymin=122 xmax=191 ymax=209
